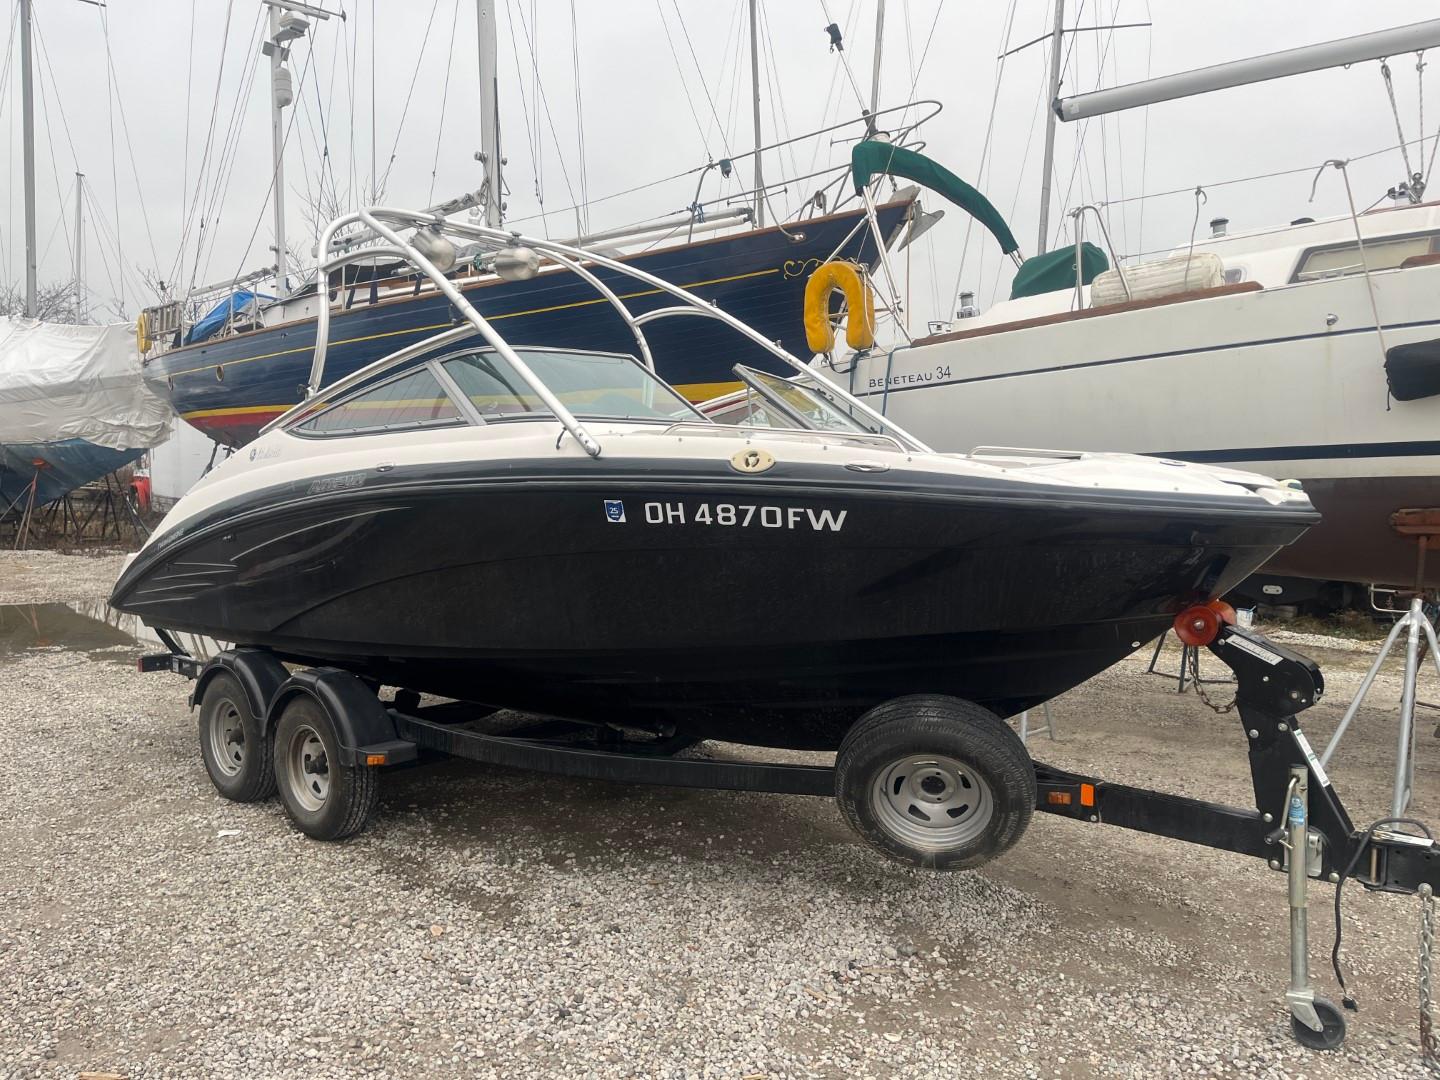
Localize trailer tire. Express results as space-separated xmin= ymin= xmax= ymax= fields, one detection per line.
xmin=836 ymin=694 xmax=1034 ymax=870
xmin=197 ymin=672 xmax=276 ymax=802
xmin=273 ymin=694 xmax=378 ymax=841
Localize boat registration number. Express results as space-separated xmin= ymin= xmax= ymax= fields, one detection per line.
xmin=604 ymin=500 xmax=846 ymax=531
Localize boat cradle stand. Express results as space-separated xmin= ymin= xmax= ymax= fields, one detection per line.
xmin=142 ymin=622 xmax=1440 ymax=1052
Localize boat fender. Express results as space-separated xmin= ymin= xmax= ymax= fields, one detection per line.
xmin=265 ymin=667 xmax=417 ymax=767
xmin=1384 ymin=338 xmax=1440 ymax=401
xmin=804 ymin=260 xmax=876 ymax=354
xmin=136 ymin=311 xmax=153 ymax=353
xmin=191 ymin=648 xmax=289 ymax=729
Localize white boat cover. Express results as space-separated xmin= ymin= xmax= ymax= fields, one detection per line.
xmin=0 ymin=316 xmax=173 ymax=450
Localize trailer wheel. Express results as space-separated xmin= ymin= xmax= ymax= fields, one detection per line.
xmin=197 ymin=672 xmax=275 ymax=802
xmin=273 ymin=695 xmax=377 ymax=841
xmin=1290 ymin=996 xmax=1346 ymax=1051
xmin=835 ymin=695 xmax=1035 ymax=870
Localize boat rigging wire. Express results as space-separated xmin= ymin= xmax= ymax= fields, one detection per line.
xmin=1311 ymin=157 xmax=1391 ymax=401
xmin=368 ymin=0 xmax=375 ymax=202
xmin=27 ymin=20 xmax=74 ymax=274
xmin=672 ymin=0 xmax=737 ymax=161
xmin=342 ymin=2 xmax=358 ymax=213
xmin=181 ymin=1 xmax=196 ymax=253
xmin=97 ymin=5 xmax=162 ymax=303
xmin=306 ymin=8 xmax=348 ymax=240
xmin=1382 ymin=60 xmax=1419 ymax=193
xmin=427 ymin=0 xmax=462 ymax=207
xmin=1135 ymin=1 xmax=1152 ymax=259
xmin=654 ymin=0 xmax=715 ymax=160
xmin=568 ymin=0 xmax=589 ymax=235
xmin=511 ymin=2 xmax=582 ymax=226
xmin=223 ymin=32 xmax=323 ymax=294
xmin=805 ymin=0 xmax=852 ymax=176
xmin=376 ymin=0 xmax=444 ymax=199
xmin=169 ymin=0 xmax=245 ymax=290
xmin=0 ymin=2 xmax=20 ymax=277
xmin=1418 ymin=50 xmax=1425 ymax=189
xmin=949 ymin=0 xmax=1020 ymax=320
xmin=189 ymin=8 xmax=269 ymax=293
xmin=101 ymin=9 xmax=121 ymax=313
xmin=760 ymin=0 xmax=817 ymax=224
xmin=503 ymin=0 xmax=549 ymax=235
xmin=498 ymin=99 xmax=939 ymax=233
xmin=816 ymin=0 xmax=869 ymax=115
xmin=1099 ymin=130 xmax=1440 ymax=213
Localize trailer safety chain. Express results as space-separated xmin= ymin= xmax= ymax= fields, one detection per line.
xmin=1187 ymin=647 xmax=1236 ymax=714
xmin=1422 ymin=884 xmax=1440 ymax=1073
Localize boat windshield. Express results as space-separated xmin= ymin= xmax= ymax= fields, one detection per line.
xmin=443 ymin=348 xmax=703 ymax=423
xmin=734 ymin=366 xmax=898 ymax=437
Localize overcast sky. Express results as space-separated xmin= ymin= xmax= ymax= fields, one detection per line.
xmin=1 ymin=0 xmax=1434 ymax=327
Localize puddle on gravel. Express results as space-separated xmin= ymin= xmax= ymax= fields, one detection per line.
xmin=0 ymin=601 xmax=220 ymax=662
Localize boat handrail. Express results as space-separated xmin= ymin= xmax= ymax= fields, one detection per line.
xmin=281 ymin=205 xmax=935 ymax=458
xmin=630 ymin=305 xmax=731 ymax=327
xmin=661 ymin=421 xmax=909 ymax=453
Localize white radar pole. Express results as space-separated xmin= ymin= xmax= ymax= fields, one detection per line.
xmin=748 ymin=0 xmax=765 ymax=228
xmin=73 ymin=172 xmax=84 ymax=323
xmin=19 ymin=0 xmax=37 ymax=317
xmin=477 ymin=0 xmax=503 ymax=227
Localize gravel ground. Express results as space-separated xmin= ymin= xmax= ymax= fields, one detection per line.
xmin=0 ymin=550 xmax=129 ymax=603
xmin=0 ymin=556 xmax=1436 ymax=1078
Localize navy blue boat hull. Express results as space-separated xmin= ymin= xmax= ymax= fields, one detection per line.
xmin=144 ymin=200 xmax=913 ymax=446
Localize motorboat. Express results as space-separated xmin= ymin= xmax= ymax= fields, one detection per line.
xmin=112 ymin=207 xmax=1318 ymax=756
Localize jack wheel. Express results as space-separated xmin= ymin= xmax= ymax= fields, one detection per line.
xmin=1290 ymin=996 xmax=1347 ymax=1051
xmin=197 ymin=672 xmax=275 ymax=802
xmin=273 ymin=695 xmax=378 ymax=841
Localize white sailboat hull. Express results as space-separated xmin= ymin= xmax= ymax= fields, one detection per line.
xmin=839 ymin=262 xmax=1440 ymax=587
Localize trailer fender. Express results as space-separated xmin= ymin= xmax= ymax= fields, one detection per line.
xmin=191 ymin=648 xmax=289 ymax=728
xmin=265 ymin=668 xmax=417 ymax=767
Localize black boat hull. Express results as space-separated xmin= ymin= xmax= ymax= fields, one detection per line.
xmin=112 ymin=458 xmax=1313 ymax=749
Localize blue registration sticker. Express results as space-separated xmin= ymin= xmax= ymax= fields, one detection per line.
xmin=603 ymin=500 xmax=626 ymax=523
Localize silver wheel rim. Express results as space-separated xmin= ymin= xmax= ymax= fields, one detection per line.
xmin=284 ymin=724 xmax=330 ymax=813
xmin=869 ymin=753 xmax=994 ymax=852
xmin=207 ymin=698 xmax=246 ymax=778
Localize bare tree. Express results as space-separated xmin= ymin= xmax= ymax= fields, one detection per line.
xmin=0 ymin=281 xmax=83 ymax=324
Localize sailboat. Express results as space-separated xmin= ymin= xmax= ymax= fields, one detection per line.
xmin=136 ymin=0 xmax=918 ymax=448
xmin=818 ymin=16 xmax=1440 ymax=590
xmin=0 ymin=1 xmax=171 ymax=523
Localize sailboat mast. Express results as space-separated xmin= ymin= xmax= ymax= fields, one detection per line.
xmin=748 ymin=0 xmax=764 ymax=228
xmin=73 ymin=173 xmax=84 ymax=323
xmin=1035 ymin=0 xmax=1064 ymax=255
xmin=476 ymin=0 xmax=502 ymax=227
xmin=266 ymin=5 xmax=290 ymax=297
xmin=869 ymin=0 xmax=885 ymax=129
xmin=19 ymin=0 xmax=37 ymax=317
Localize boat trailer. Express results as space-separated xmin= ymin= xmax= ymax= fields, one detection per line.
xmin=141 ymin=619 xmax=1439 ymax=1055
